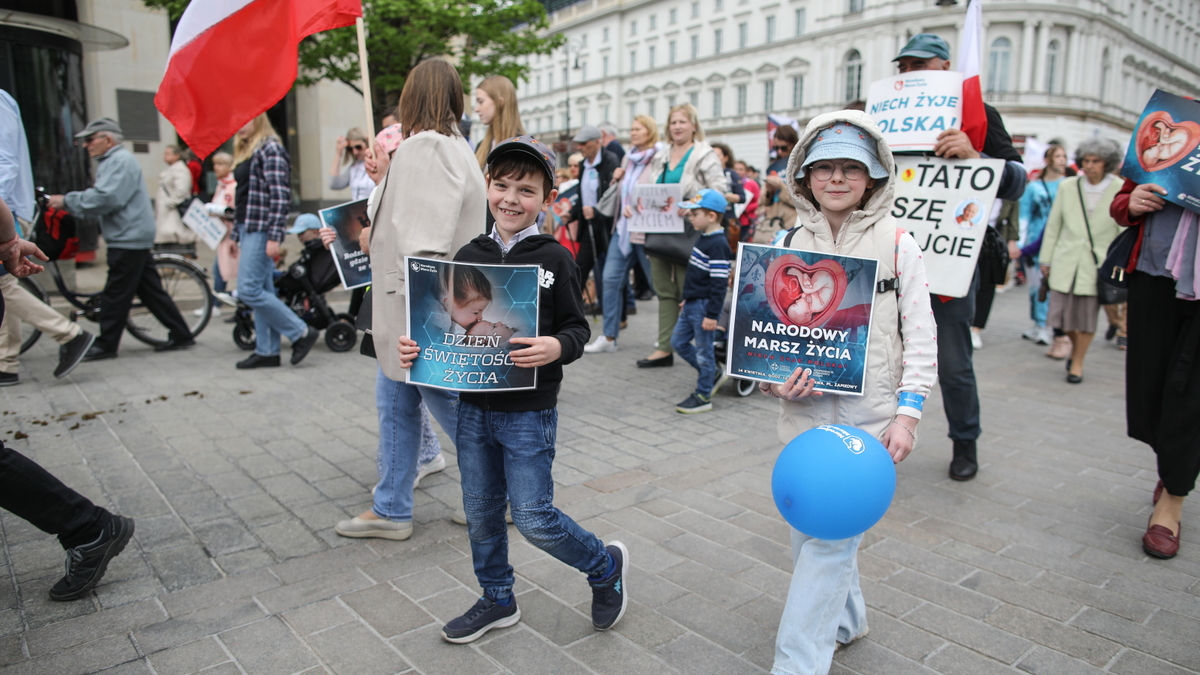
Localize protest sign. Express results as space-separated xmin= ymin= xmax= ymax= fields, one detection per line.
xmin=405 ymin=257 xmax=540 ymax=392
xmin=627 ymin=184 xmax=685 ymax=233
xmin=1121 ymin=89 xmax=1200 ymax=213
xmin=180 ymin=200 xmax=226 ymax=251
xmin=727 ymin=243 xmax=878 ymax=396
xmin=318 ymin=199 xmax=372 ymax=290
xmin=550 ymin=182 xmax=580 ymax=229
xmin=866 ymin=70 xmax=964 ymax=152
xmin=891 ymin=156 xmax=1004 ymax=297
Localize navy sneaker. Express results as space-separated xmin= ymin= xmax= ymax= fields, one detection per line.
xmin=589 ymin=541 xmax=629 ymax=630
xmin=675 ymin=393 xmax=712 ymax=414
xmin=442 ymin=595 xmax=520 ymax=643
xmin=49 ymin=515 xmax=134 ymax=601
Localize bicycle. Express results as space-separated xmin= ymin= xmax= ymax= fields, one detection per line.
xmin=18 ymin=193 xmax=214 ymax=354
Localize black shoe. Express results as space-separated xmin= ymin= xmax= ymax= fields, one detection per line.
xmin=55 ymin=332 xmax=95 ymax=378
xmin=49 ymin=516 xmax=134 ymax=601
xmin=0 ymin=372 xmax=17 ymax=387
xmin=153 ymin=338 xmax=195 ymax=353
xmin=636 ymin=353 xmax=674 ymax=368
xmin=237 ymin=353 xmax=281 ymax=369
xmin=1105 ymin=324 xmax=1118 ymax=341
xmin=625 ymin=305 xmax=637 ymax=316
xmin=949 ymin=440 xmax=978 ymax=481
xmin=291 ymin=327 xmax=319 ymax=365
xmin=589 ymin=541 xmax=629 ymax=630
xmin=83 ymin=345 xmax=118 ymax=362
xmin=442 ymin=595 xmax=521 ymax=643
xmin=1067 ymin=373 xmax=1083 ymax=384
xmin=635 ymin=289 xmax=655 ymax=301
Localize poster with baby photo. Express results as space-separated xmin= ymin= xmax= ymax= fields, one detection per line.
xmin=1121 ymin=89 xmax=1200 ymax=213
xmin=627 ymin=184 xmax=686 ymax=233
xmin=404 ymin=257 xmax=541 ymax=392
xmin=318 ymin=199 xmax=372 ymax=289
xmin=726 ymin=243 xmax=878 ymax=396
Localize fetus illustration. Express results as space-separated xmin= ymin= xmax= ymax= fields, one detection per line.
xmin=784 ymin=269 xmax=836 ymax=325
xmin=1143 ymin=121 xmax=1190 ymax=166
xmin=1135 ymin=111 xmax=1200 ymax=171
xmin=764 ymin=255 xmax=849 ymax=328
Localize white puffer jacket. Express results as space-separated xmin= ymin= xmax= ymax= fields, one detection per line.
xmin=775 ymin=110 xmax=937 ymax=444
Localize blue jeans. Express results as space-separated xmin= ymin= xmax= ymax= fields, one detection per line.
xmin=671 ymin=299 xmax=717 ymax=397
xmin=457 ymin=402 xmax=609 ymax=600
xmin=600 ymin=238 xmax=653 ymax=339
xmin=772 ymin=529 xmax=867 ymax=675
xmin=236 ymin=228 xmax=308 ymax=356
xmin=931 ymin=268 xmax=981 ymax=441
xmin=211 ymin=258 xmax=226 ymax=293
xmin=372 ymin=367 xmax=460 ymax=521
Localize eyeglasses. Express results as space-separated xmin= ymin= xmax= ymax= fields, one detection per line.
xmin=350 ymin=144 xmax=366 ymax=151
xmin=807 ymin=161 xmax=868 ymax=181
xmin=772 ymin=145 xmax=790 ymax=152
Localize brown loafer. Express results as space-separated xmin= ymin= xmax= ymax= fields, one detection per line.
xmin=1153 ymin=480 xmax=1164 ymax=505
xmin=1142 ymin=521 xmax=1180 ymax=559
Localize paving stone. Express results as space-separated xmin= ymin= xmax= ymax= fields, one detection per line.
xmin=1016 ymin=646 xmax=1110 ymax=675
xmin=567 ymin=632 xmax=682 ymax=675
xmin=478 ymin=628 xmax=593 ymax=675
xmin=145 ymin=637 xmax=230 ymax=674
xmin=159 ymin=568 xmax=280 ymax=617
xmin=901 ymin=603 xmax=1032 ymax=664
xmin=24 ymin=598 xmax=165 ymax=656
xmin=924 ymin=643 xmax=1020 ymax=675
xmin=1108 ymin=649 xmax=1198 ymax=675
xmin=959 ymin=570 xmax=1082 ymax=621
xmin=652 ymin=633 xmax=762 ymax=675
xmin=218 ymin=617 xmax=317 ymax=675
xmin=135 ymin=601 xmax=266 ymax=654
xmin=341 ymin=584 xmax=437 ymax=639
xmin=657 ymin=592 xmax=763 ymax=653
xmin=0 ymin=634 xmax=138 ymax=675
xmin=306 ymin=620 xmax=412 ymax=675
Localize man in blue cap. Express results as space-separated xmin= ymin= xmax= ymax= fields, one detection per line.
xmin=893 ymin=33 xmax=1027 ymax=481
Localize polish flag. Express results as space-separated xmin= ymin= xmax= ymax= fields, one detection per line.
xmin=156 ymin=0 xmax=361 ymax=159
xmin=956 ymin=0 xmax=988 ymax=152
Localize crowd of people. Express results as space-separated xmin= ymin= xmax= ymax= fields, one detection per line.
xmin=0 ymin=31 xmax=1197 ymax=675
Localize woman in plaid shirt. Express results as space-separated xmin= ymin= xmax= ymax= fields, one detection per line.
xmin=231 ymin=114 xmax=319 ymax=369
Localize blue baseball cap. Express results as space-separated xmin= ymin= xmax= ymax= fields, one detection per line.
xmin=679 ymin=188 xmax=729 ymax=213
xmin=797 ymin=121 xmax=889 ymax=180
xmin=287 ymin=213 xmax=322 ymax=234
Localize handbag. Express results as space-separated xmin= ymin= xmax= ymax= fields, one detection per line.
xmin=977 ymin=224 xmax=1011 ymax=288
xmin=1099 ymin=226 xmax=1138 ymax=290
xmin=1077 ymin=180 xmax=1128 ymax=306
xmin=596 ymin=182 xmax=620 ymax=218
xmin=644 ymin=221 xmax=700 ymax=265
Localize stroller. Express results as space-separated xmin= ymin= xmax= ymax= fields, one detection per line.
xmin=230 ymin=241 xmax=358 ymax=353
xmin=712 ymin=291 xmax=757 ymax=397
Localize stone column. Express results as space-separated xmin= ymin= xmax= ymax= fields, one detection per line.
xmin=1020 ymin=21 xmax=1037 ymax=92
xmin=1033 ymin=22 xmax=1049 ymax=92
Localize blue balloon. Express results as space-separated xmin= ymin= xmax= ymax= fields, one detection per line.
xmin=771 ymin=424 xmax=897 ymax=540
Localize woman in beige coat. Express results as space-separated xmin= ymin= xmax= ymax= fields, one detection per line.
xmin=334 ymin=59 xmax=487 ymax=542
xmin=154 ymin=145 xmax=196 ymax=252
xmin=1039 ymin=138 xmax=1124 ymax=384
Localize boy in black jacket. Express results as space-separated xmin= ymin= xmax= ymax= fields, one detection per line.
xmin=398 ymin=137 xmax=628 ymax=644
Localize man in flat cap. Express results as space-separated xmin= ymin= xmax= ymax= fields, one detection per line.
xmin=48 ymin=118 xmax=194 ymax=360
xmin=569 ymin=125 xmax=620 ymax=312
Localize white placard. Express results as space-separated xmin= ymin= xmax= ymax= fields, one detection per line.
xmin=865 ymin=71 xmax=964 ymax=152
xmin=180 ymin=199 xmax=226 ymax=251
xmin=627 ymin=184 xmax=685 ymax=233
xmin=891 ymin=156 xmax=1005 ymax=298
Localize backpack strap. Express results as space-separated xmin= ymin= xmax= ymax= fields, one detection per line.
xmin=875 ymin=226 xmax=904 ymax=294
xmin=782 ymin=227 xmax=800 ymax=248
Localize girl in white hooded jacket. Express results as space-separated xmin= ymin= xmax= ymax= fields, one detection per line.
xmin=764 ymin=111 xmax=937 ymax=674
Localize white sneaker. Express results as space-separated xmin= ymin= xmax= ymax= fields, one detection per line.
xmin=195 ymin=305 xmax=221 ymax=317
xmin=415 ymin=453 xmax=446 ymax=488
xmin=970 ymin=329 xmax=983 ymax=350
xmin=214 ymin=292 xmax=237 ymax=307
xmin=584 ymin=334 xmax=618 ymax=353
xmin=1036 ymin=326 xmax=1053 ymax=345
xmin=1021 ymin=323 xmax=1041 ymax=342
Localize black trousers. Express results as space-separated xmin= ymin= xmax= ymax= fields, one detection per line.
xmin=972 ymin=279 xmax=996 ymax=330
xmin=97 ymin=248 xmax=193 ymax=352
xmin=0 ymin=441 xmax=111 ymax=549
xmin=1126 ymin=272 xmax=1200 ymax=496
xmin=931 ymin=269 xmax=982 ymax=442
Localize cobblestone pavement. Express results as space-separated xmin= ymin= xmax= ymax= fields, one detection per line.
xmin=1 ymin=278 xmax=1197 ymax=675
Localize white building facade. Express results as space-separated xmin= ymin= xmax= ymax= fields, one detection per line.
xmin=503 ymin=0 xmax=1200 ymax=169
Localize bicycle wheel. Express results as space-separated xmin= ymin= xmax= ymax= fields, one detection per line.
xmin=17 ymin=276 xmax=51 ymax=355
xmin=125 ymin=255 xmax=212 ymax=346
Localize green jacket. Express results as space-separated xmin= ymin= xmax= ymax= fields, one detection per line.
xmin=1040 ymin=176 xmax=1122 ymax=296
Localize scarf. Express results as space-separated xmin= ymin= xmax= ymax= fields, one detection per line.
xmin=613 ymin=145 xmax=658 ymax=255
xmin=1165 ymin=208 xmax=1200 ymax=300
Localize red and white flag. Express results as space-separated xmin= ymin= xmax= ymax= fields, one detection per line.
xmin=956 ymin=0 xmax=988 ymax=152
xmin=156 ymin=0 xmax=361 ymax=159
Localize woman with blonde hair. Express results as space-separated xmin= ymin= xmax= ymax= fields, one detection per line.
xmin=231 ymin=113 xmax=319 ymax=369
xmin=637 ymin=103 xmax=728 ymax=368
xmin=473 ymin=75 xmax=526 ymax=169
xmin=328 ymin=127 xmax=374 ymax=201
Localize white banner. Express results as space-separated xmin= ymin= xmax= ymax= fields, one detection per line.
xmin=891 ymin=156 xmax=1005 ymax=297
xmin=865 ymin=71 xmax=964 ymax=152
xmin=180 ymin=199 xmax=226 ymax=251
xmin=627 ymin=184 xmax=685 ymax=233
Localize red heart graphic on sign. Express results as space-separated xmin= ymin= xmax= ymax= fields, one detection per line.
xmin=1135 ymin=111 xmax=1200 ymax=172
xmin=765 ymin=256 xmax=849 ymax=328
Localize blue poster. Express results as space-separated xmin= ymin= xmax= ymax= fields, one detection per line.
xmin=726 ymin=243 xmax=878 ymax=396
xmin=318 ymin=199 xmax=372 ymax=289
xmin=1120 ymin=89 xmax=1200 ymax=213
xmin=405 ymin=257 xmax=540 ymax=392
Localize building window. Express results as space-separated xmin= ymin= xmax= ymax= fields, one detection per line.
xmin=562 ymin=113 xmax=569 ymax=129
xmin=848 ymin=0 xmax=863 ymax=13
xmin=630 ymin=50 xmax=637 ymax=72
xmin=715 ymin=0 xmax=723 ymax=10
xmin=562 ymin=67 xmax=568 ymax=87
xmin=763 ymin=80 xmax=775 ymax=111
xmin=581 ymin=109 xmax=588 ymax=126
xmin=1045 ymin=39 xmax=1060 ymax=93
xmin=602 ymin=104 xmax=610 ymax=121
xmin=691 ymin=35 xmax=700 ymax=59
xmin=670 ymin=8 xmax=678 ymax=24
xmin=649 ymin=45 xmax=656 ymax=68
xmin=986 ymin=37 xmax=1011 ymax=93
xmin=668 ymin=94 xmax=677 ymax=108
xmin=844 ymin=49 xmax=862 ymax=101
xmin=603 ymin=56 xmax=609 ymax=77
xmin=603 ymin=27 xmax=609 ymax=42
xmin=628 ymin=101 xmax=637 ymax=121
xmin=689 ymin=91 xmax=700 ymax=107
xmin=647 ymin=98 xmax=656 ymax=118
xmin=738 ymin=22 xmax=748 ymax=49
xmin=765 ymin=15 xmax=776 ymax=43
xmin=581 ymin=61 xmax=588 ymax=81
xmin=549 ymin=72 xmax=554 ymax=90
xmin=536 ymin=75 xmax=542 ymax=94
xmin=792 ymin=75 xmax=804 ymax=108
xmin=736 ymin=84 xmax=747 ymax=114
xmin=650 ymin=14 xmax=657 ymax=29
xmin=795 ymin=7 xmax=806 ymax=36
xmin=581 ymin=33 xmax=588 ymax=48
xmin=535 ymin=117 xmax=541 ymax=133
xmin=691 ymin=1 xmax=700 ymax=18
xmin=1099 ymin=48 xmax=1111 ymax=102
xmin=630 ymin=20 xmax=637 ymax=36
xmin=669 ymin=40 xmax=677 ymax=64
xmin=712 ymin=89 xmax=723 ymax=117
xmin=714 ymin=29 xmax=723 ymax=54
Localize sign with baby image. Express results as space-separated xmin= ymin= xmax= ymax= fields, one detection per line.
xmin=404 ymin=257 xmax=541 ymax=392
xmin=318 ymin=199 xmax=372 ymax=290
xmin=1121 ymin=89 xmax=1200 ymax=213
xmin=627 ymin=184 xmax=686 ymax=233
xmin=891 ymin=155 xmax=1005 ymax=297
xmin=726 ymin=243 xmax=879 ymax=396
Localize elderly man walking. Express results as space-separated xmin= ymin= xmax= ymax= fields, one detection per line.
xmin=47 ymin=118 xmax=194 ymax=360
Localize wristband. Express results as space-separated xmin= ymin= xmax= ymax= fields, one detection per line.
xmin=897 ymin=392 xmax=925 ymax=411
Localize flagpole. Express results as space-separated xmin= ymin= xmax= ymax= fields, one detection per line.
xmin=355 ymin=16 xmax=376 ymax=139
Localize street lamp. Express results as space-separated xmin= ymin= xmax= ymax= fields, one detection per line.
xmin=562 ymin=39 xmax=582 ymax=142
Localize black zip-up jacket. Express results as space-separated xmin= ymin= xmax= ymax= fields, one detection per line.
xmin=454 ymin=233 xmax=591 ymax=412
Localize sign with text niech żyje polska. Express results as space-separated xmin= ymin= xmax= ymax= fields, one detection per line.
xmin=866 ymin=70 xmax=965 ymax=153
